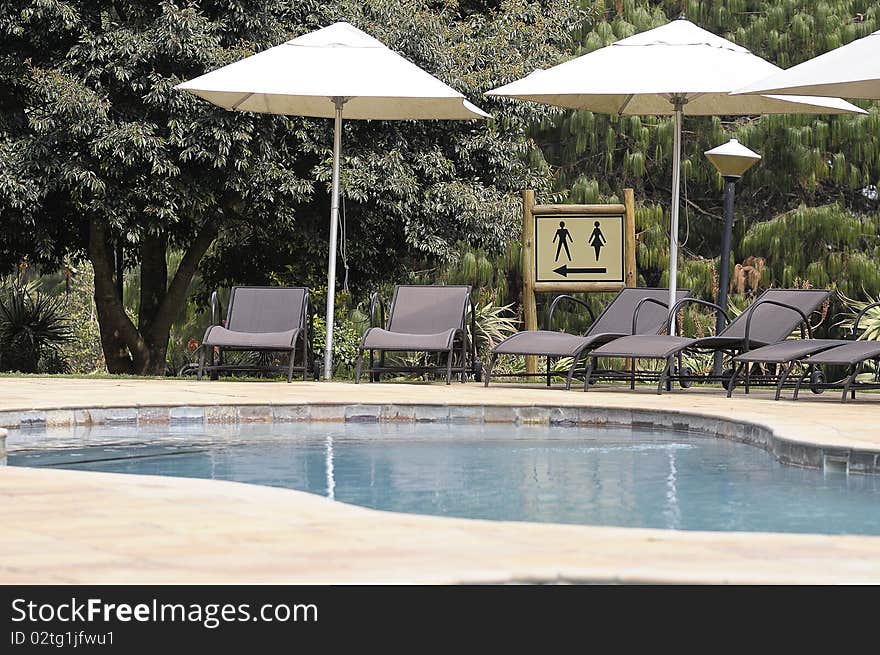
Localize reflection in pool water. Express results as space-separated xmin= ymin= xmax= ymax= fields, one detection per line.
xmin=8 ymin=421 xmax=880 ymax=535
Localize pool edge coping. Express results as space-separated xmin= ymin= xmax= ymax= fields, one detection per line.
xmin=2 ymin=400 xmax=878 ymax=475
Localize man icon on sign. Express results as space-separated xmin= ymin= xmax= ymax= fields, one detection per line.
xmin=553 ymin=221 xmax=573 ymax=262
xmin=588 ymin=221 xmax=606 ymax=261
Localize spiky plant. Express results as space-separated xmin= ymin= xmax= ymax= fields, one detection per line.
xmin=0 ymin=282 xmax=72 ymax=373
xmin=837 ymin=291 xmax=880 ymax=341
xmin=470 ymin=299 xmax=519 ymax=352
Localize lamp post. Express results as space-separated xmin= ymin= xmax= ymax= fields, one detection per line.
xmin=705 ymin=139 xmax=761 ymax=375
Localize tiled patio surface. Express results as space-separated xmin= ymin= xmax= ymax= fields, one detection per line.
xmin=1 ymin=378 xmax=879 ymax=584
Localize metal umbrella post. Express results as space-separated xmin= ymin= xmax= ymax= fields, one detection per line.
xmin=324 ymin=97 xmax=347 ymax=380
xmin=667 ymin=97 xmax=686 ymax=335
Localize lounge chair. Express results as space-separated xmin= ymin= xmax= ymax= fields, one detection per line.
xmin=585 ymin=288 xmax=831 ymax=394
xmin=198 ymin=286 xmax=312 ymax=383
xmin=732 ymin=299 xmax=880 ymax=402
xmin=355 ymin=285 xmax=476 ymax=384
xmin=484 ymin=287 xmax=692 ymax=389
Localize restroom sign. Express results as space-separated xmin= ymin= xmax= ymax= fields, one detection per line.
xmin=535 ymin=213 xmax=625 ymax=283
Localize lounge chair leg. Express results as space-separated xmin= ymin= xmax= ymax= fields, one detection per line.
xmin=726 ymin=362 xmax=745 ymax=398
xmin=301 ymin=333 xmax=308 ymax=382
xmin=842 ymin=363 xmax=862 ymax=403
xmin=355 ymin=348 xmax=365 ymax=384
xmin=744 ymin=363 xmax=751 ymax=395
xmin=630 ymin=358 xmax=636 ymax=390
xmin=287 ymin=349 xmax=295 ymax=383
xmin=792 ymin=365 xmax=809 ymax=400
xmin=726 ymin=363 xmax=738 ymax=398
xmin=197 ymin=347 xmax=206 ymax=381
xmin=565 ymin=354 xmax=580 ymax=391
xmin=582 ymin=360 xmax=595 ymax=392
xmin=484 ymin=353 xmax=498 ymax=388
xmin=546 ymin=356 xmax=551 ymax=388
xmin=656 ymin=357 xmax=673 ymax=395
xmin=210 ymin=347 xmax=220 ymax=381
xmin=460 ymin=339 xmax=467 ymax=383
xmin=445 ymin=348 xmax=454 ymax=385
xmin=372 ymin=353 xmax=382 ymax=382
xmin=774 ymin=361 xmax=794 ymax=401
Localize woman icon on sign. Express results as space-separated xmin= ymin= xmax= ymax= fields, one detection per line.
xmin=588 ymin=221 xmax=606 ymax=261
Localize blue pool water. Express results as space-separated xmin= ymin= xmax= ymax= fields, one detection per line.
xmin=7 ymin=422 xmax=880 ymax=535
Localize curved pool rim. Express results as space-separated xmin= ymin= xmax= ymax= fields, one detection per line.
xmin=2 ymin=398 xmax=879 ymax=475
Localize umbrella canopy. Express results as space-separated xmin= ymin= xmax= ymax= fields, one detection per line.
xmin=177 ymin=22 xmax=488 ymax=379
xmin=735 ymin=29 xmax=880 ymax=99
xmin=176 ymin=22 xmax=489 ymax=119
xmin=487 ymin=19 xmax=861 ymax=115
xmin=487 ymin=19 xmax=864 ymax=326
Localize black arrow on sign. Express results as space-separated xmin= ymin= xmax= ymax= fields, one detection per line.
xmin=554 ymin=265 xmax=607 ymax=277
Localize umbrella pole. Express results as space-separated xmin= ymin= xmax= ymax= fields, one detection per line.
xmin=668 ymin=101 xmax=684 ymax=336
xmin=323 ymin=98 xmax=345 ymax=380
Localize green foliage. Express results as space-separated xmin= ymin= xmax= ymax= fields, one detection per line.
xmin=311 ymin=316 xmax=363 ymax=378
xmin=837 ymin=291 xmax=880 ymax=341
xmin=55 ymin=264 xmax=106 ymax=374
xmin=470 ymin=299 xmax=520 ymax=352
xmin=534 ymin=1 xmax=880 ymax=308
xmin=0 ymin=280 xmax=72 ymax=373
xmin=741 ymin=204 xmax=880 ymax=296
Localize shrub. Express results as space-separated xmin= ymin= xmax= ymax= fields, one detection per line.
xmin=0 ymin=282 xmax=72 ymax=373
xmin=311 ymin=316 xmax=363 ymax=379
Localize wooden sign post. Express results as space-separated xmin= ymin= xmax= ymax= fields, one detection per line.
xmin=521 ymin=188 xmax=637 ymax=374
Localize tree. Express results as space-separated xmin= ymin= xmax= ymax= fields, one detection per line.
xmin=0 ymin=0 xmax=588 ymax=374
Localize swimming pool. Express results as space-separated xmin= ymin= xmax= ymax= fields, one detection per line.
xmin=8 ymin=421 xmax=880 ymax=535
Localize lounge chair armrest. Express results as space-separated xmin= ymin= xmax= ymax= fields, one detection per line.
xmin=632 ymin=297 xmax=668 ymax=335
xmin=546 ymin=295 xmax=596 ymax=332
xmin=853 ymin=300 xmax=880 ymax=335
xmin=468 ymin=292 xmax=477 ymax=362
xmin=369 ymin=292 xmax=386 ymax=329
xmin=666 ymin=298 xmax=730 ymax=335
xmin=210 ymin=291 xmax=223 ymax=326
xmin=743 ymin=299 xmax=813 ymax=352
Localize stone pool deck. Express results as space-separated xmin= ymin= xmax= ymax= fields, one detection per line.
xmin=2 ymin=378 xmax=880 ymax=584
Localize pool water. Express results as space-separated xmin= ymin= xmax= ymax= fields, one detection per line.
xmin=7 ymin=422 xmax=880 ymax=535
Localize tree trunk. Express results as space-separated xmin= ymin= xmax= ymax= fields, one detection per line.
xmin=89 ymin=218 xmax=218 ymax=376
xmin=138 ymin=232 xmax=169 ymax=376
xmin=87 ymin=219 xmax=149 ymax=374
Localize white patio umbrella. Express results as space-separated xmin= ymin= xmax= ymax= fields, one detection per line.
xmin=176 ymin=22 xmax=489 ymax=379
xmin=736 ymin=29 xmax=880 ymax=99
xmin=487 ymin=18 xmax=864 ymax=329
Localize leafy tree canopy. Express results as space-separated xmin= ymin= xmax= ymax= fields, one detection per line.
xmin=0 ymin=0 xmax=588 ymax=373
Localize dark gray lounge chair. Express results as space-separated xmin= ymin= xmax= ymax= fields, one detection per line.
xmin=198 ymin=286 xmax=311 ymax=383
xmin=733 ymin=299 xmax=880 ymax=402
xmin=484 ymin=287 xmax=692 ymax=389
xmin=355 ymin=285 xmax=475 ymax=384
xmin=586 ymin=288 xmax=831 ymax=394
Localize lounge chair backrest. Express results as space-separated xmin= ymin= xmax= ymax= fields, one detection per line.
xmin=387 ymin=285 xmax=471 ymax=335
xmin=588 ymin=287 xmax=692 ymax=335
xmin=225 ymin=286 xmax=307 ymax=334
xmin=720 ymin=288 xmax=830 ymax=343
